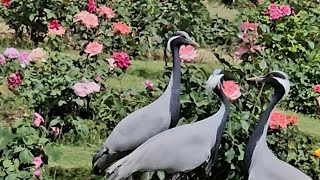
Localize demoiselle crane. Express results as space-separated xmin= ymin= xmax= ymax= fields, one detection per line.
xmin=106 ymin=69 xmax=231 ymax=180
xmin=244 ymin=71 xmax=312 ymax=180
xmin=92 ymin=31 xmax=200 ymax=175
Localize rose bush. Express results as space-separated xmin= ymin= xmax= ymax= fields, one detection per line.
xmin=0 ymin=114 xmax=59 ymax=180
xmin=229 ymin=0 xmax=320 ymax=115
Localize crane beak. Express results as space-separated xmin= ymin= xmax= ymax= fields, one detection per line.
xmin=187 ymin=39 xmax=200 ymax=48
xmin=246 ymin=76 xmax=265 ymax=82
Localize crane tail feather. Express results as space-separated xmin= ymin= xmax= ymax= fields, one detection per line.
xmin=92 ymin=147 xmax=130 ymax=175
xmin=107 ymin=156 xmax=131 ymax=180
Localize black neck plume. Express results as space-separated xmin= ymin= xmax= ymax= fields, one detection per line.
xmin=211 ymin=87 xmax=231 ymax=162
xmin=243 ymin=86 xmax=285 ymax=173
xmin=168 ymin=45 xmax=182 ymax=128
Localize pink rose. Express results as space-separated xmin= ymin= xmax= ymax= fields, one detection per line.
xmin=238 ymin=32 xmax=250 ymax=43
xmin=28 ymin=48 xmax=46 ymax=63
xmin=250 ymin=45 xmax=263 ymax=53
xmin=48 ymin=26 xmax=66 ymax=36
xmin=34 ymin=113 xmax=44 ymax=127
xmin=239 ymin=21 xmax=259 ymax=32
xmin=179 ymin=45 xmax=198 ymax=63
xmin=239 ymin=21 xmax=251 ymax=31
xmin=98 ymin=6 xmax=115 ymax=20
xmin=113 ymin=22 xmax=131 ymax=35
xmin=83 ymin=13 xmax=99 ymax=29
xmin=74 ymin=11 xmax=90 ymax=23
xmin=73 ymin=83 xmax=90 ymax=97
xmin=33 ymin=155 xmax=43 ymax=169
xmin=269 ymin=11 xmax=283 ymax=20
xmin=33 ymin=169 xmax=41 ymax=179
xmin=235 ymin=43 xmax=249 ymax=59
xmin=4 ymin=47 xmax=19 ymax=59
xmin=87 ymin=82 xmax=100 ymax=92
xmin=87 ymin=0 xmax=96 ymax=13
xmin=248 ymin=22 xmax=259 ymax=31
xmin=73 ymin=81 xmax=100 ymax=97
xmin=18 ymin=52 xmax=30 ymax=68
xmin=113 ymin=52 xmax=131 ymax=69
xmin=280 ymin=5 xmax=291 ymax=16
xmin=0 ymin=54 xmax=6 ymax=65
xmin=85 ymin=42 xmax=103 ymax=57
xmin=268 ymin=3 xmax=279 ymax=11
xmin=269 ymin=111 xmax=288 ymax=129
xmin=7 ymin=72 xmax=23 ymax=88
xmin=49 ymin=20 xmax=61 ymax=29
xmin=144 ymin=80 xmax=154 ymax=90
xmin=314 ymin=84 xmax=320 ymax=93
xmin=222 ymin=80 xmax=241 ymax=101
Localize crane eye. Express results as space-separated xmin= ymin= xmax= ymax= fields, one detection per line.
xmin=266 ymin=73 xmax=274 ymax=78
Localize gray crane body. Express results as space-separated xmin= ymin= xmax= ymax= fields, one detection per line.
xmin=107 ymin=70 xmax=230 ymax=180
xmin=249 ymin=138 xmax=312 ymax=180
xmin=107 ymin=102 xmax=226 ymax=179
xmin=92 ymin=31 xmax=200 ymax=174
xmin=105 ymin=76 xmax=176 ymax=153
xmin=244 ymin=71 xmax=312 ymax=180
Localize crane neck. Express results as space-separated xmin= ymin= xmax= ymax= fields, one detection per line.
xmin=243 ymin=86 xmax=285 ymax=173
xmin=210 ymin=87 xmax=230 ymax=161
xmin=166 ymin=45 xmax=181 ymax=128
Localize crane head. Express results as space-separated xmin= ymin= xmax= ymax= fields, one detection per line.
xmin=206 ymin=69 xmax=224 ymax=91
xmin=246 ymin=70 xmax=290 ymax=97
xmin=166 ymin=31 xmax=200 ymax=53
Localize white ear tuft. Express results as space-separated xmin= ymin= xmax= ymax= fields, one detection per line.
xmin=166 ymin=36 xmax=180 ymax=53
xmin=206 ymin=74 xmax=224 ymax=91
xmin=274 ymin=77 xmax=291 ymax=97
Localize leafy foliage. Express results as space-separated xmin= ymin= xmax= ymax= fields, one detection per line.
xmin=231 ymin=0 xmax=320 ymax=115
xmin=0 ymin=116 xmax=59 ymax=179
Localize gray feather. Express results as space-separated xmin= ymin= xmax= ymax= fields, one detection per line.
xmin=107 ymin=105 xmax=227 ymax=180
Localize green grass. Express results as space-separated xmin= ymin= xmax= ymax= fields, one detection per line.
xmin=105 ymin=60 xmax=221 ymax=90
xmin=50 ymin=145 xmax=96 ymax=169
xmin=285 ymin=110 xmax=320 ymax=139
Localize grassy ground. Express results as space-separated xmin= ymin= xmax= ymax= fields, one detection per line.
xmin=106 ymin=60 xmax=221 ymax=90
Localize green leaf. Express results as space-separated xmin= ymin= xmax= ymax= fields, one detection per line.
xmin=49 ymin=119 xmax=60 ymax=127
xmin=5 ymin=174 xmax=18 ymax=180
xmin=3 ymin=160 xmax=12 ymax=168
xmin=38 ymin=138 xmax=48 ymax=144
xmin=29 ymin=14 xmax=36 ymax=21
xmin=272 ymin=34 xmax=282 ymax=41
xmin=19 ymin=149 xmax=34 ymax=163
xmin=44 ymin=145 xmax=61 ymax=161
xmin=13 ymin=159 xmax=20 ymax=169
xmin=225 ymin=148 xmax=235 ymax=163
xmin=13 ymin=146 xmax=25 ymax=153
xmin=180 ymin=95 xmax=191 ymax=104
xmin=306 ymin=40 xmax=315 ymax=49
xmin=58 ymin=100 xmax=67 ymax=106
xmin=259 ymin=60 xmax=267 ymax=70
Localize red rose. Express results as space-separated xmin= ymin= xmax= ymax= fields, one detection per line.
xmin=314 ymin=84 xmax=320 ymax=93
